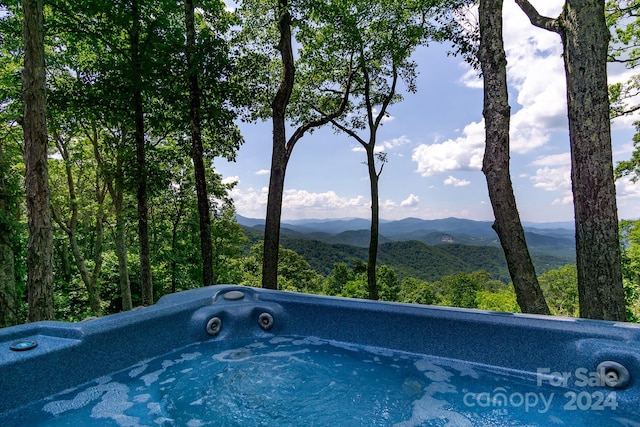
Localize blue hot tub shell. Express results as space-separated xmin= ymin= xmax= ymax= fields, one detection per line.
xmin=1 ymin=285 xmax=640 ymax=418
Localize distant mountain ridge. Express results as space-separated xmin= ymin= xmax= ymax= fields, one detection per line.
xmin=237 ymin=215 xmax=576 ymax=282
xmin=236 ymin=215 xmax=574 ymax=249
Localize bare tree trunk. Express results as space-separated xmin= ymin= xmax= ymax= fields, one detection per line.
xmin=366 ymin=148 xmax=379 ymax=300
xmin=22 ymin=0 xmax=54 ymax=321
xmin=515 ymin=0 xmax=625 ymax=321
xmin=261 ymin=3 xmax=354 ymax=290
xmin=131 ymin=0 xmax=153 ymax=305
xmin=113 ymin=191 xmax=133 ymax=310
xmin=479 ymin=0 xmax=550 ymax=314
xmin=262 ymin=4 xmax=294 ymax=290
xmin=185 ymin=0 xmax=215 ymax=287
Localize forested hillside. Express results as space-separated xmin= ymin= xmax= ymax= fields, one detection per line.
xmin=241 ymin=223 xmax=574 ymax=282
xmin=3 ymin=0 xmax=640 ymax=326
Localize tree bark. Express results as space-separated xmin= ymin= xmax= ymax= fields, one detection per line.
xmin=262 ymin=4 xmax=294 ymax=290
xmin=112 ymin=188 xmax=133 ymax=310
xmin=478 ymin=0 xmax=550 ymax=314
xmin=261 ymin=4 xmax=355 ymax=290
xmin=22 ymin=0 xmax=54 ymax=321
xmin=0 ymin=143 xmax=18 ymax=327
xmin=366 ymin=148 xmax=380 ymax=300
xmin=515 ymin=0 xmax=626 ymax=320
xmin=185 ymin=0 xmax=215 ymax=287
xmin=0 ymin=235 xmax=17 ymax=327
xmin=131 ymin=0 xmax=153 ymax=305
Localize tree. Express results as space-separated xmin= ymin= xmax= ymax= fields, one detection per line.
xmin=608 ymin=1 xmax=640 ymax=180
xmin=0 ymin=138 xmax=20 ymax=326
xmin=326 ymin=0 xmax=439 ymax=300
xmin=22 ymin=0 xmax=54 ymax=321
xmin=515 ymin=0 xmax=626 ymax=320
xmin=0 ymin=14 xmax=23 ymax=325
xmin=538 ymin=265 xmax=579 ymax=317
xmin=619 ymin=220 xmax=640 ymax=320
xmin=477 ymin=0 xmax=550 ymax=314
xmin=325 ymin=262 xmax=354 ymax=296
xmin=93 ymin=128 xmax=133 ymax=311
xmin=237 ymin=0 xmax=355 ymax=290
xmin=50 ymin=129 xmax=105 ymax=316
xmin=607 ymin=0 xmax=640 ymax=118
xmin=377 ymin=264 xmax=401 ymax=301
xmin=476 ymin=288 xmax=520 ymax=312
xmin=434 ymin=271 xmax=486 ymax=309
xmin=399 ymin=277 xmax=436 ymax=305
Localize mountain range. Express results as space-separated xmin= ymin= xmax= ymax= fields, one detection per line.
xmin=237 ymin=215 xmax=576 ymax=282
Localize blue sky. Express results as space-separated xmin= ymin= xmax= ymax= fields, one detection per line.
xmin=216 ymin=1 xmax=640 ymax=222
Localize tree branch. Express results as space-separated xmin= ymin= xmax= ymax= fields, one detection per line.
xmin=286 ymin=59 xmax=358 ymax=156
xmin=514 ymin=0 xmax=562 ymax=34
xmin=331 ymin=118 xmax=368 ymax=146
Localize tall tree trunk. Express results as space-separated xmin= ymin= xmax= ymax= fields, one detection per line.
xmin=52 ymin=133 xmax=103 ymax=316
xmin=95 ymin=128 xmax=132 ymax=311
xmin=0 ymin=236 xmax=17 ymax=327
xmin=261 ymin=3 xmax=354 ymax=290
xmin=478 ymin=0 xmax=550 ymax=314
xmin=22 ymin=0 xmax=54 ymax=321
xmin=113 ymin=190 xmax=133 ymax=310
xmin=563 ymin=0 xmax=625 ymax=320
xmin=262 ymin=4 xmax=294 ymax=290
xmin=131 ymin=0 xmax=153 ymax=305
xmin=366 ymin=148 xmax=379 ymax=300
xmin=185 ymin=0 xmax=214 ymax=287
xmin=0 ymin=143 xmax=18 ymax=327
xmin=515 ymin=0 xmax=626 ymax=321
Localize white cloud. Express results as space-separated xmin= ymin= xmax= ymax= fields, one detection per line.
xmin=221 ymin=176 xmax=239 ymax=185
xmin=229 ymin=186 xmax=371 ymax=218
xmin=529 ymin=164 xmax=573 ymax=205
xmin=372 ymin=107 xmax=394 ymax=124
xmin=456 ymin=2 xmax=567 ymax=155
xmin=617 ymin=176 xmax=640 ymax=201
xmin=382 ymin=135 xmax=411 ymax=149
xmin=460 ymin=67 xmax=482 ymax=89
xmin=255 ymin=169 xmax=270 ymax=175
xmin=444 ymin=176 xmax=471 ymax=187
xmin=530 ymin=153 xmax=570 ymax=167
xmin=400 ymin=194 xmax=420 ymax=207
xmin=616 ymin=177 xmax=640 ymax=219
xmin=351 ymin=135 xmax=411 ymax=154
xmin=529 ymin=153 xmax=572 ymax=206
xmin=530 ymin=166 xmax=570 ymax=192
xmin=282 ymin=189 xmax=367 ymax=210
xmin=412 ymin=121 xmax=484 ymax=176
xmin=504 ymin=2 xmax=567 ymax=153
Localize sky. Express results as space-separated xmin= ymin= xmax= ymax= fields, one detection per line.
xmin=216 ymin=1 xmax=640 ymax=223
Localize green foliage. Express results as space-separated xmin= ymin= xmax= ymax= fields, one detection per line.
xmin=276 ymin=236 xmax=525 ymax=282
xmin=620 ymin=219 xmax=640 ymax=320
xmin=237 ymin=243 xmax=324 ymax=293
xmin=399 ymin=277 xmax=436 ymax=305
xmin=324 ymin=262 xmax=354 ymax=296
xmin=538 ymin=265 xmax=579 ymax=317
xmin=476 ymin=289 xmax=520 ymax=313
xmin=608 ymin=1 xmax=640 ymax=180
xmin=433 ymin=271 xmax=486 ymax=309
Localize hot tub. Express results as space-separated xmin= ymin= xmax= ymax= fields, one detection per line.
xmin=1 ymin=285 xmax=639 ymax=426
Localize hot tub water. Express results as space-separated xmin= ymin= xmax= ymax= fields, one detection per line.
xmin=2 ymin=335 xmax=637 ymax=426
